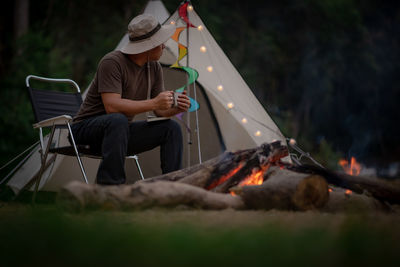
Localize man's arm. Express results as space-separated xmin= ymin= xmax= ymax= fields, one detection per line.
xmin=101 ymin=91 xmax=175 ymax=117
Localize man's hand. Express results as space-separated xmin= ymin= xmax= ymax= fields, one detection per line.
xmin=153 ymin=90 xmax=191 ymax=118
xmin=176 ymin=91 xmax=191 ymax=112
xmin=153 ymin=91 xmax=174 ymax=110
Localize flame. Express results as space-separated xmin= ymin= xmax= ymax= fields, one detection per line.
xmin=206 ymin=163 xmax=244 ymax=190
xmin=328 ymin=188 xmax=333 ymax=193
xmin=339 ymin=157 xmax=361 ymax=176
xmin=239 ymin=169 xmax=264 ymax=186
xmin=230 ymin=168 xmax=266 ymax=196
xmin=345 ymin=189 xmax=352 ymax=195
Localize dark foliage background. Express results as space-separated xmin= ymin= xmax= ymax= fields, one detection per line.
xmin=1 ymin=0 xmax=399 ymax=175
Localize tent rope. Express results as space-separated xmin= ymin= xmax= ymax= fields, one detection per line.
xmin=0 ymin=141 xmax=40 ymax=173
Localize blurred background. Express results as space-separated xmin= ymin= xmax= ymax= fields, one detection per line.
xmin=1 ymin=0 xmax=399 ymax=177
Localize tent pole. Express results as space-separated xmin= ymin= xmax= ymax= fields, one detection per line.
xmin=192 ymin=71 xmax=202 ymax=163
xmin=186 ymin=1 xmax=192 ymax=167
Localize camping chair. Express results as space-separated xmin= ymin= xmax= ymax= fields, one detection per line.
xmin=27 ymin=75 xmax=144 ymax=200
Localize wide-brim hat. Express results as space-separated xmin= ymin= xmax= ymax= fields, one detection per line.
xmin=120 ymin=14 xmax=175 ymax=55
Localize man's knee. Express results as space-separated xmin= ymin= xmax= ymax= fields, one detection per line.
xmin=165 ymin=119 xmax=182 ymax=136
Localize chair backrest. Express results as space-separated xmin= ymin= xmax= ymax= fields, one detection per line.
xmin=26 ymin=75 xmax=83 ymax=122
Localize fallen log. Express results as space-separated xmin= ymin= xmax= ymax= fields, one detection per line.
xmin=58 ymin=180 xmax=245 ymax=212
xmin=58 ymin=141 xmax=393 ymax=212
xmin=322 ymin=188 xmax=390 ymax=213
xmin=287 ymin=164 xmax=400 ymax=205
xmin=230 ymin=167 xmax=329 ymax=211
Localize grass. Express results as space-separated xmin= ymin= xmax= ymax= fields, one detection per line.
xmin=0 ymin=201 xmax=399 ymax=267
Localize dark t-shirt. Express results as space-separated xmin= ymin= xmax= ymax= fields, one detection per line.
xmin=73 ymin=50 xmax=164 ymax=122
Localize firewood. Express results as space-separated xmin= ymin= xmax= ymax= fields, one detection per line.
xmin=139 ymin=147 xmax=261 ymax=187
xmin=139 ymin=142 xmax=288 ymax=193
xmin=322 ymin=188 xmax=391 ymax=213
xmin=58 ymin=180 xmax=245 ymax=211
xmin=208 ymin=142 xmax=288 ymax=193
xmin=287 ymin=164 xmax=400 ymax=205
xmin=230 ymin=167 xmax=329 ymax=211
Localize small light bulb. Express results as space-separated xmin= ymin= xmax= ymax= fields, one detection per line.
xmin=170 ymin=21 xmax=176 ymax=25
xmin=187 ymin=5 xmax=193 ymax=11
xmin=217 ymin=85 xmax=223 ymax=91
xmin=255 ymin=131 xmax=261 ymax=137
xmin=197 ymin=25 xmax=203 ymax=31
xmin=289 ymin=138 xmax=296 ymax=146
xmin=241 ymin=118 xmax=248 ymax=124
xmin=227 ymin=102 xmax=234 ymax=109
xmin=200 ymin=46 xmax=206 ymax=53
xmin=207 ymin=66 xmax=213 ymax=72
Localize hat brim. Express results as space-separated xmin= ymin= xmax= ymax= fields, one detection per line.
xmin=120 ymin=24 xmax=175 ymax=55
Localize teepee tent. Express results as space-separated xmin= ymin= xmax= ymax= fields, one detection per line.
xmin=134 ymin=0 xmax=287 ymax=176
xmin=5 ymin=0 xmax=287 ymax=194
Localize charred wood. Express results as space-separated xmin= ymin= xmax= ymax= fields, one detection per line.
xmin=287 ymin=164 xmax=400 ymax=205
xmin=210 ymin=142 xmax=288 ymax=193
xmin=322 ymin=188 xmax=391 ymax=213
xmin=138 ymin=141 xmax=288 ymax=191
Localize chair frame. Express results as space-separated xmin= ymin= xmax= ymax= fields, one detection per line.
xmin=26 ymin=75 xmax=144 ymax=201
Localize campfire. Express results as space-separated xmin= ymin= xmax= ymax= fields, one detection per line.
xmin=59 ymin=141 xmax=400 ymax=212
xmin=339 ymin=157 xmax=361 ymax=176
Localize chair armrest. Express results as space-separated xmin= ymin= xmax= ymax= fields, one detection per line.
xmin=33 ymin=115 xmax=73 ymax=128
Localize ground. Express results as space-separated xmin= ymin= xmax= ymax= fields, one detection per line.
xmin=1 ymin=201 xmax=399 ymax=267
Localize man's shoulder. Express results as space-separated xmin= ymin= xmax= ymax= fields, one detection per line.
xmin=100 ymin=50 xmax=126 ymax=64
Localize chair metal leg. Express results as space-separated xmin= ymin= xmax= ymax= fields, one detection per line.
xmin=32 ymin=125 xmax=56 ymax=203
xmin=128 ymin=155 xmax=144 ymax=180
xmin=67 ymin=122 xmax=89 ymax=184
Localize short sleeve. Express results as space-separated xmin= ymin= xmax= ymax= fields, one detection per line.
xmin=150 ymin=62 xmax=165 ymax=98
xmin=97 ymin=59 xmax=123 ymax=94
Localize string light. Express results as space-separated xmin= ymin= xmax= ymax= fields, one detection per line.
xmin=200 ymin=46 xmax=207 ymax=53
xmin=207 ymin=66 xmax=213 ymax=72
xmin=255 ymin=131 xmax=261 ymax=137
xmin=187 ymin=5 xmax=193 ymax=11
xmin=170 ymin=21 xmax=176 ymax=25
xmin=217 ymin=85 xmax=223 ymax=91
xmin=197 ymin=25 xmax=204 ymax=31
xmin=227 ymin=102 xmax=234 ymax=109
xmin=241 ymin=118 xmax=248 ymax=124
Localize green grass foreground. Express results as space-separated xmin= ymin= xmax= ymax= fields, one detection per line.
xmin=0 ymin=202 xmax=399 ymax=267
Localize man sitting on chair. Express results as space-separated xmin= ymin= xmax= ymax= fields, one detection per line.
xmin=71 ymin=14 xmax=190 ymax=185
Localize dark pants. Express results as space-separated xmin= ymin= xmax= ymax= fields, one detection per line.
xmin=71 ymin=113 xmax=183 ymax=185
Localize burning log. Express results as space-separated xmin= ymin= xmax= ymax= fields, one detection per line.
xmin=322 ymin=188 xmax=391 ymax=213
xmin=58 ymin=180 xmax=245 ymax=211
xmin=230 ymin=167 xmax=329 ymax=211
xmin=287 ymin=164 xmax=400 ymax=205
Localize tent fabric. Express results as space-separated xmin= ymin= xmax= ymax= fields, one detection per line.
xmin=6 ymin=0 xmax=287 ymax=193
